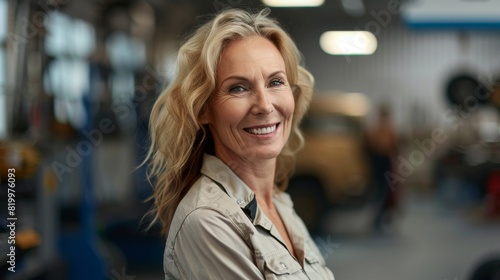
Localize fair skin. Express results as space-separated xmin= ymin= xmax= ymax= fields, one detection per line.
xmin=200 ymin=36 xmax=298 ymax=259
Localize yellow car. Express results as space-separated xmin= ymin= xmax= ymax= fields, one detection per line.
xmin=288 ymin=93 xmax=372 ymax=233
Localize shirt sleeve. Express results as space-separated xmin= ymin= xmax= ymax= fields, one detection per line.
xmin=170 ymin=208 xmax=264 ymax=280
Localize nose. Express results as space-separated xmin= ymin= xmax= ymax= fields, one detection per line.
xmin=251 ymin=87 xmax=274 ymax=115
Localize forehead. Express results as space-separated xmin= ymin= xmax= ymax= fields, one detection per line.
xmin=217 ymin=36 xmax=286 ymax=74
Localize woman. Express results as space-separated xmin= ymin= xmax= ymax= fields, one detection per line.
xmin=146 ymin=8 xmax=335 ymax=279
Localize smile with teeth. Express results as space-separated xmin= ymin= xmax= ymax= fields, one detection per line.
xmin=245 ymin=124 xmax=277 ymax=135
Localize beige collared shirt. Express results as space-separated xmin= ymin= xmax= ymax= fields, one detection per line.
xmin=164 ymin=154 xmax=335 ymax=280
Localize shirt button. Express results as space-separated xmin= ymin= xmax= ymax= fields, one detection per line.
xmin=236 ymin=199 xmax=244 ymax=205
xmin=280 ymin=262 xmax=287 ymax=269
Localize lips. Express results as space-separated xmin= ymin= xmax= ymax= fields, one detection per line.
xmin=244 ymin=123 xmax=278 ymax=135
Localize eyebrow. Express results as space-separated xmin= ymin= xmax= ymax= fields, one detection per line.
xmin=220 ymin=70 xmax=286 ymax=85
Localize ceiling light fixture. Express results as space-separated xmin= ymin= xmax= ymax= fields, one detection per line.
xmin=320 ymin=31 xmax=377 ymax=55
xmin=262 ymin=0 xmax=324 ymax=7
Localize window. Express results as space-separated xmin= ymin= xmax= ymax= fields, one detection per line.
xmin=43 ymin=11 xmax=95 ymax=129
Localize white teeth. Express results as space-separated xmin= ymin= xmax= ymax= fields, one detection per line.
xmin=247 ymin=124 xmax=277 ymax=135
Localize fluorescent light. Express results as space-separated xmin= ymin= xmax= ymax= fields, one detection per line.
xmin=320 ymin=31 xmax=377 ymax=55
xmin=262 ymin=0 xmax=324 ymax=7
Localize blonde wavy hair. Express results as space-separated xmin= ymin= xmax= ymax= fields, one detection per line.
xmin=146 ymin=8 xmax=314 ymax=236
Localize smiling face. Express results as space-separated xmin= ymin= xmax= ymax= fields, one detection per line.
xmin=201 ymin=36 xmax=295 ymax=164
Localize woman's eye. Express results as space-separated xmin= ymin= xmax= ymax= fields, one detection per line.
xmin=229 ymin=85 xmax=246 ymax=93
xmin=270 ymin=79 xmax=285 ymax=87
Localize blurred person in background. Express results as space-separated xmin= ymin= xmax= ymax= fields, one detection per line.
xmin=144 ymin=9 xmax=334 ymax=279
xmin=366 ymin=105 xmax=399 ymax=232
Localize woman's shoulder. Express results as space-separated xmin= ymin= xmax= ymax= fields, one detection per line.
xmin=172 ymin=175 xmax=229 ymax=221
xmin=167 ymin=175 xmax=252 ymax=243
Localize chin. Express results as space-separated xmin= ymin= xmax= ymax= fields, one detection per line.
xmin=246 ymin=148 xmax=282 ymax=161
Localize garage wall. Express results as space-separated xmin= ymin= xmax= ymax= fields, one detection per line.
xmin=293 ymin=22 xmax=500 ymax=133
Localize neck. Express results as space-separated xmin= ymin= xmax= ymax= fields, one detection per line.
xmin=216 ymin=150 xmax=276 ymax=208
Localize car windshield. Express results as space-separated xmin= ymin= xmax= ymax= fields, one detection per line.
xmin=301 ymin=114 xmax=361 ymax=135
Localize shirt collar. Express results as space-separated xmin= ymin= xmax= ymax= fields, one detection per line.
xmin=201 ymin=154 xmax=257 ymax=221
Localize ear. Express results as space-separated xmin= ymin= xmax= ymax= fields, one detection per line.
xmin=198 ymin=105 xmax=211 ymax=124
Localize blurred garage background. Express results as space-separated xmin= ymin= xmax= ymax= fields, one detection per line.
xmin=1 ymin=0 xmax=500 ymax=279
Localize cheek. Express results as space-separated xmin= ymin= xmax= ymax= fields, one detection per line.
xmin=283 ymin=92 xmax=295 ymax=119
xmin=211 ymin=97 xmax=245 ymax=126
